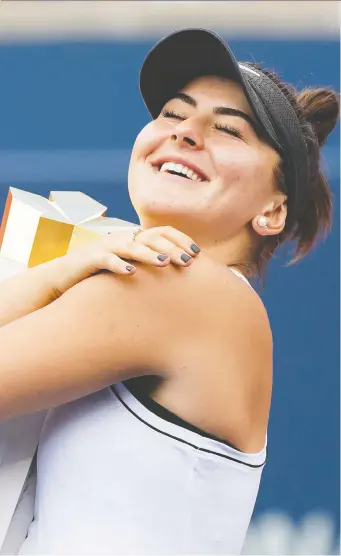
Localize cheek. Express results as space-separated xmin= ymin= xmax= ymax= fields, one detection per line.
xmin=128 ymin=121 xmax=169 ymax=194
xmin=131 ymin=121 xmax=168 ymax=161
xmin=214 ymin=146 xmax=274 ymax=199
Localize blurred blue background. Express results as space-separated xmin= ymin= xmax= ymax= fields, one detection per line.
xmin=0 ymin=3 xmax=339 ymax=553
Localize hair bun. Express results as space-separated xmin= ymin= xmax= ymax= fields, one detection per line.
xmin=296 ymin=88 xmax=340 ymax=147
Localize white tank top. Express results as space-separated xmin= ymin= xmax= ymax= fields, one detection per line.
xmin=18 ymin=269 xmax=266 ymax=556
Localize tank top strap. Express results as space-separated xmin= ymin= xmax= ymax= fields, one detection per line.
xmin=229 ymin=267 xmax=252 ymax=288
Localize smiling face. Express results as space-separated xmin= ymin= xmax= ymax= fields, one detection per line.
xmin=128 ymin=75 xmax=286 ymax=248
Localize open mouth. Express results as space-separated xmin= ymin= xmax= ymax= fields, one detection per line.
xmin=152 ymin=161 xmax=207 ymax=182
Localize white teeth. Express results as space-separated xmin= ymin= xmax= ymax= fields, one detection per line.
xmin=160 ymin=162 xmax=175 ymax=173
xmin=159 ymin=161 xmax=203 ymax=182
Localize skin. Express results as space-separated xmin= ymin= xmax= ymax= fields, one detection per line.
xmin=128 ymin=75 xmax=288 ymax=266
xmin=0 ymin=75 xmax=284 ymax=452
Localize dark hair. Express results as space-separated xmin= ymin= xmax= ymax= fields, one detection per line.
xmin=234 ymin=63 xmax=340 ymax=286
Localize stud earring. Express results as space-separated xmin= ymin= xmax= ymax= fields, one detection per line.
xmin=258 ymin=216 xmax=268 ymax=228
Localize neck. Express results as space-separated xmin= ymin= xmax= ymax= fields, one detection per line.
xmin=139 ymin=216 xmax=257 ymax=273
xmin=200 ymin=230 xmax=255 ymax=271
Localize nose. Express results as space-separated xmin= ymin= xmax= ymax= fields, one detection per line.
xmin=169 ymin=120 xmax=204 ymax=150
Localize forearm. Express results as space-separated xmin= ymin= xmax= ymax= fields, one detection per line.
xmin=0 ymin=254 xmax=90 ymax=327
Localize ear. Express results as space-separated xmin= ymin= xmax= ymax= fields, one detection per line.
xmin=252 ymin=200 xmax=287 ymax=237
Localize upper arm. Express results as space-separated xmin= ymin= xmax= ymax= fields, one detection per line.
xmin=223 ymin=289 xmax=273 ymax=450
xmin=0 ymin=268 xmax=184 ymax=420
xmin=173 ymin=270 xmax=273 ymax=452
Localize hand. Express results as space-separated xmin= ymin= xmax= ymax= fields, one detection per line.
xmin=66 ymin=226 xmax=201 ymax=279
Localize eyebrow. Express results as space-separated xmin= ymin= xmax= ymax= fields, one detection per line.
xmin=169 ymin=92 xmax=261 ymax=136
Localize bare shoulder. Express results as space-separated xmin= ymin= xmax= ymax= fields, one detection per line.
xmin=164 ymin=252 xmax=272 ymax=345
xmin=86 ymin=252 xmax=270 ymax=331
xmin=62 ymin=255 xmax=272 ymax=453
xmin=65 ymin=251 xmax=272 ymax=366
xmin=0 ymin=251 xmax=270 ymax=422
xmin=148 ymin=254 xmax=273 ymax=453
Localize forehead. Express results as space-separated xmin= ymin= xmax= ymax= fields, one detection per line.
xmin=179 ymin=75 xmax=253 ymax=117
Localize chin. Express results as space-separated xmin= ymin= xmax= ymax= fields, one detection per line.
xmin=129 ymin=160 xmax=208 ymax=229
xmin=134 ymin=200 xmax=190 ymax=222
xmin=131 ymin=198 xmax=192 ymax=232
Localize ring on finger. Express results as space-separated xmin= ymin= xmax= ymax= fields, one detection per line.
xmin=132 ymin=227 xmax=144 ymax=242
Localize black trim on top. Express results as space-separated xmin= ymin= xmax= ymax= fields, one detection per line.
xmin=110 ymin=385 xmax=266 ymax=469
xmin=123 ymin=378 xmax=238 ymax=450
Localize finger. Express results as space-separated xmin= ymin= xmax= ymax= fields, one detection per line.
xmin=156 ymin=226 xmax=201 ymax=257
xmin=96 ymin=252 xmax=137 ymax=275
xmin=138 ymin=236 xmax=194 ymax=266
xmin=114 ymin=242 xmax=172 ymax=267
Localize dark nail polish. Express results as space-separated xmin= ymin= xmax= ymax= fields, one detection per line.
xmin=157 ymin=254 xmax=169 ymax=261
xmin=181 ymin=254 xmax=192 ymax=263
xmin=126 ymin=265 xmax=135 ymax=271
xmin=190 ymin=243 xmax=201 ymax=253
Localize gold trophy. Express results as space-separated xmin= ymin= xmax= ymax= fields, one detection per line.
xmin=0 ymin=187 xmax=135 ymax=281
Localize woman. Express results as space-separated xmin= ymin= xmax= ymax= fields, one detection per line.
xmin=0 ymin=28 xmax=339 ymax=554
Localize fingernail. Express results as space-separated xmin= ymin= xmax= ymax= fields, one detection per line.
xmin=190 ymin=243 xmax=201 ymax=253
xmin=126 ymin=265 xmax=135 ymax=271
xmin=157 ymin=254 xmax=169 ymax=261
xmin=181 ymin=254 xmax=192 ymax=263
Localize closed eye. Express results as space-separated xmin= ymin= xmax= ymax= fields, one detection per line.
xmin=161 ymin=109 xmax=244 ymax=140
xmin=160 ymin=108 xmax=185 ymax=120
xmin=214 ymin=124 xmax=244 ymax=140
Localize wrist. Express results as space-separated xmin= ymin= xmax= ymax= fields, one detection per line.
xmin=47 ymin=253 xmax=89 ymax=299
